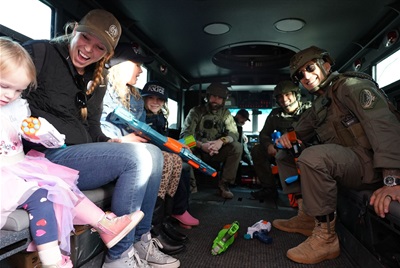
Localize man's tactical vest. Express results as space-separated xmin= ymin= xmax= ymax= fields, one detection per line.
xmin=314 ymin=72 xmax=399 ymax=149
xmin=195 ymin=106 xmax=230 ymax=141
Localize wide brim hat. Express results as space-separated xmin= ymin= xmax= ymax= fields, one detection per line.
xmin=76 ymin=9 xmax=121 ymax=53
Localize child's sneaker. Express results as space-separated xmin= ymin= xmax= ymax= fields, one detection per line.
xmin=96 ymin=211 xmax=144 ymax=248
xmin=134 ymin=232 xmax=180 ymax=268
xmin=102 ymin=245 xmax=151 ymax=268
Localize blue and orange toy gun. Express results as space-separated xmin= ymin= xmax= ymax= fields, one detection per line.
xmin=272 ymin=128 xmax=302 ymax=184
xmin=284 ymin=127 xmax=302 ymax=184
xmin=108 ymin=106 xmax=217 ymax=177
xmin=211 ymin=221 xmax=240 ymax=255
xmin=271 ymin=130 xmax=281 ymax=175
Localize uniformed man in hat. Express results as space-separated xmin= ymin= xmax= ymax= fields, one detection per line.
xmin=250 ymin=81 xmax=311 ymax=201
xmin=234 ymin=108 xmax=252 ymax=165
xmin=273 ymin=46 xmax=400 ymax=264
xmin=180 ymin=82 xmax=242 ymax=199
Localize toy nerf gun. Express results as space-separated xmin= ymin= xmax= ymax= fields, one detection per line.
xmin=21 ymin=117 xmax=66 ymax=148
xmin=179 ymin=135 xmax=196 ymax=148
xmin=244 ymin=220 xmax=271 ymax=239
xmin=284 ymin=127 xmax=301 ymax=184
xmin=272 ymin=128 xmax=301 ymax=184
xmin=270 ymin=130 xmax=281 ymax=175
xmin=108 ymin=106 xmax=217 ymax=177
xmin=271 ymin=130 xmax=282 ymax=147
xmin=244 ymin=220 xmax=273 ymax=244
xmin=253 ymin=229 xmax=273 ymax=244
xmin=211 ymin=221 xmax=240 ymax=255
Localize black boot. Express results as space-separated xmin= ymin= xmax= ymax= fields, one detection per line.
xmin=250 ymin=187 xmax=278 ymax=201
xmin=151 ymin=197 xmax=185 ymax=254
xmin=163 ymin=195 xmax=188 ymax=243
xmin=162 ymin=221 xmax=188 ymax=243
xmin=151 ymin=224 xmax=186 ymax=254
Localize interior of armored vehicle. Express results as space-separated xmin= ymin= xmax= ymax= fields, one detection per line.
xmin=1 ymin=0 xmax=400 ymax=267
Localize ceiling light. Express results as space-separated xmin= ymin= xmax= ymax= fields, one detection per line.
xmin=384 ymin=30 xmax=398 ymax=47
xmin=203 ymin=23 xmax=231 ymax=35
xmin=353 ymin=58 xmax=363 ymax=71
xmin=274 ymin=18 xmax=305 ymax=33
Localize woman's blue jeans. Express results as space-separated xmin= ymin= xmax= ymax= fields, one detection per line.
xmin=43 ymin=141 xmax=163 ymax=259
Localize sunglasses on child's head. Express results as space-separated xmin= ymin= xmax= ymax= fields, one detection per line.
xmin=293 ymin=63 xmax=317 ymax=82
xmin=74 ymin=75 xmax=87 ymax=109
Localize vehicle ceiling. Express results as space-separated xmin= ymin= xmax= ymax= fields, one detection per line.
xmin=54 ymin=0 xmax=400 ymax=90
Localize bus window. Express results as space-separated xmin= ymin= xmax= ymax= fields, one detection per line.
xmin=229 ymin=108 xmax=272 ymax=133
xmin=256 ymin=109 xmax=272 ymax=132
xmin=167 ymin=98 xmax=178 ymax=130
xmin=375 ymin=48 xmax=400 ymax=88
xmin=136 ymin=66 xmax=148 ymax=90
xmin=0 ymin=0 xmax=51 ymax=40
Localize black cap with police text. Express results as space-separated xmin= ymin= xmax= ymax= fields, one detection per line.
xmin=141 ymin=81 xmax=168 ymax=101
xmin=107 ymin=43 xmax=153 ymax=68
xmin=236 ymin=109 xmax=250 ymax=121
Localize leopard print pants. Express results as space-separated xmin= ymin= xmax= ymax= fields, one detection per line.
xmin=158 ymin=151 xmax=182 ymax=199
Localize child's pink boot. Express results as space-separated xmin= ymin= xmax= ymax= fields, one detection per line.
xmin=171 ymin=211 xmax=199 ymax=229
xmin=95 ymin=211 xmax=144 ymax=248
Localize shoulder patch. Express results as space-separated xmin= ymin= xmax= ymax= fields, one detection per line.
xmin=359 ymin=89 xmax=377 ymax=109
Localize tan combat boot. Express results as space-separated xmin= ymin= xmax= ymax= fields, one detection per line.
xmin=286 ymin=216 xmax=340 ymax=264
xmin=272 ymin=198 xmax=315 ymax=236
xmin=218 ymin=180 xmax=234 ymax=199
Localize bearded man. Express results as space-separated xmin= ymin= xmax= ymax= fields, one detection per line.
xmin=180 ymin=83 xmax=242 ymax=199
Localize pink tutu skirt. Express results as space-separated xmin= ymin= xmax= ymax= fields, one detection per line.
xmin=1 ymin=150 xmax=84 ymax=254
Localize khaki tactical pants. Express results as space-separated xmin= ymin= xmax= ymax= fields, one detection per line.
xmin=276 ymin=144 xmax=365 ymax=216
xmin=197 ymin=141 xmax=242 ymax=184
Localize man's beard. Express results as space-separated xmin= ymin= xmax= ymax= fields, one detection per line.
xmin=208 ymin=102 xmax=223 ymax=110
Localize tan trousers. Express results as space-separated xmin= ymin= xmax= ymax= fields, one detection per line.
xmin=275 ymin=144 xmax=366 ymax=216
xmin=196 ymin=141 xmax=242 ymax=184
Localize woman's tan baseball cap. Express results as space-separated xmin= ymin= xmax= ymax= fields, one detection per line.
xmin=76 ymin=9 xmax=122 ymax=53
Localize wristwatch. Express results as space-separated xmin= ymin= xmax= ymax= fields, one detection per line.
xmin=383 ymin=176 xmax=400 ymax=187
xmin=220 ymin=137 xmax=229 ymax=145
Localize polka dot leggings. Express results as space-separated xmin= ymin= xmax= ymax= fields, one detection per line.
xmin=18 ymin=188 xmax=58 ymax=246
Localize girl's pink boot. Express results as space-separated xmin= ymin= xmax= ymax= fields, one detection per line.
xmin=171 ymin=211 xmax=199 ymax=229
